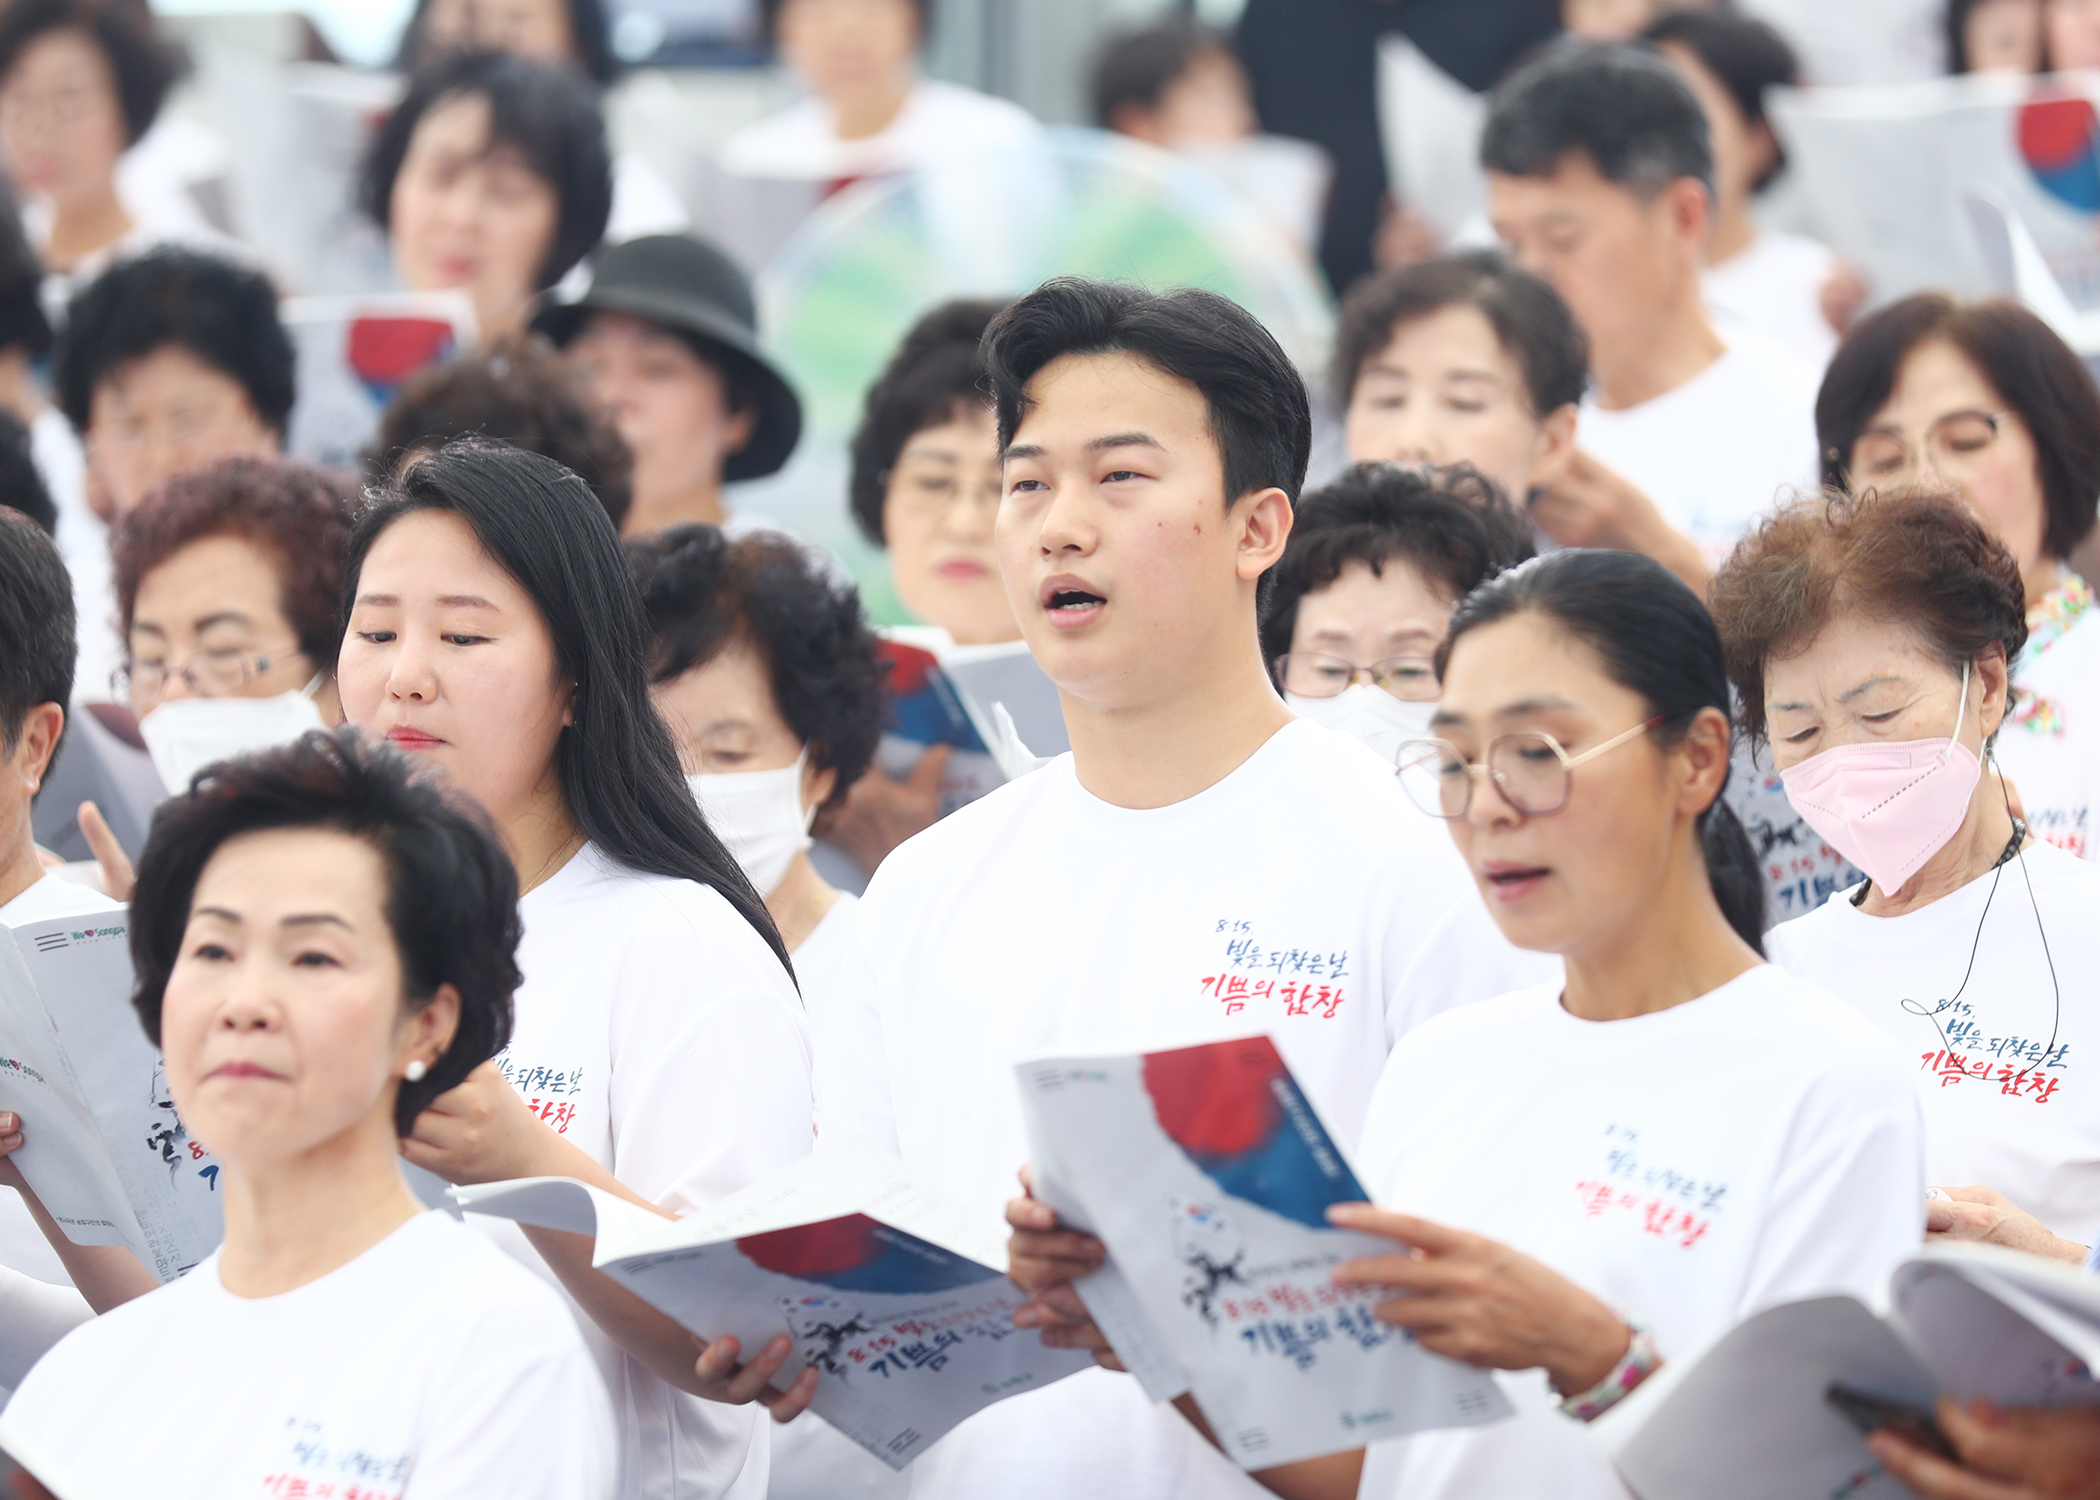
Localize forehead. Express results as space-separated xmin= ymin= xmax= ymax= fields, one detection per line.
xmin=1010 ymin=350 xmax=1214 ymax=451
xmin=1371 ymin=304 xmax=1518 ymax=377
xmin=1438 ymin=610 xmax=1619 ymax=712
xmin=7 ymin=25 xmax=110 ymax=86
xmin=574 ymin=311 xmax=692 ymax=354
xmin=192 ymin=826 xmax=391 ymax=919
xmin=359 ymin=508 xmax=533 ymax=610
xmin=1877 ymin=338 xmax=2000 ymax=418
xmin=657 ymin=638 xmax=786 ymax=727
xmin=1765 ymin=614 xmax=1944 ymax=692
xmin=1488 ymin=155 xmax=1648 ymax=220
xmin=98 ymin=346 xmax=246 ymax=411
xmin=135 ymin=534 xmax=286 ymax=622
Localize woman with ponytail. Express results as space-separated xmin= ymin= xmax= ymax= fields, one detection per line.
xmin=336 ymin=439 xmax=811 ymax=1499
xmin=1006 ymin=549 xmax=1926 ymax=1500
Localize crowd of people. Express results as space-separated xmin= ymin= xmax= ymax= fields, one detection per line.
xmin=0 ymin=0 xmax=2097 ymax=1498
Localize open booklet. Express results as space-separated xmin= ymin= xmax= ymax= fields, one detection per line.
xmin=876 ymin=632 xmax=1068 ymax=808
xmin=1602 ymin=1241 xmax=2100 ymax=1500
xmin=1015 ymin=1034 xmax=1512 ymax=1471
xmin=281 ymin=290 xmax=478 ymax=473
xmin=0 ymin=896 xmax=223 ymax=1282
xmin=450 ymin=1140 xmax=1090 ymax=1469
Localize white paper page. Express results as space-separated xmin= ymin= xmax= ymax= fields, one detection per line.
xmin=1017 ymin=1036 xmax=1511 ymax=1471
xmin=19 ymin=911 xmax=224 ymax=1280
xmin=1893 ymin=1251 xmax=2100 ymax=1407
xmin=937 ymin=642 xmax=1070 ymax=761
xmin=1608 ymin=1295 xmax=1931 ymax=1500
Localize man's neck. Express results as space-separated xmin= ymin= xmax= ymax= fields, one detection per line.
xmin=0 ymin=827 xmax=47 ymax=913
xmin=1589 ymin=292 xmax=1726 ymax=412
xmin=1062 ymin=645 xmax=1293 ymax=811
xmin=1707 ymin=205 xmax=1757 ymax=267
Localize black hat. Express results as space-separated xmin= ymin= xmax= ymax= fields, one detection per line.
xmin=535 ymin=235 xmax=802 ymax=482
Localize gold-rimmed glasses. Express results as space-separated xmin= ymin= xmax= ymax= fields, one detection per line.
xmin=1395 ymin=716 xmax=1665 ymax=819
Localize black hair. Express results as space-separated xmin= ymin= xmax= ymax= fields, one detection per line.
xmin=0 ymin=410 xmax=54 ymax=535
xmin=848 ymin=298 xmax=1005 ymax=547
xmin=1945 ymin=0 xmax=2036 ymax=72
xmin=396 ymin=0 xmax=618 ymax=86
xmin=370 ymin=331 xmax=633 ymax=528
xmin=342 ymin=439 xmax=791 ymax=975
xmin=1090 ymin=14 xmax=1231 ymax=130
xmin=359 ymin=50 xmax=612 ymax=292
xmin=1437 ymin=549 xmax=1765 ymax=951
xmin=1642 ymin=10 xmax=1800 ymax=193
xmin=53 ymin=247 xmax=295 ymax=439
xmin=0 ymin=507 xmax=72 ymax=751
xmin=1332 ymin=250 xmax=1588 ymax=415
xmin=0 ymin=0 xmax=179 ymax=148
xmin=1259 ymin=464 xmax=1536 ymax=670
xmin=1481 ymin=39 xmax=1716 ymax=205
xmin=128 ymin=728 xmax=519 ymax=1135
xmin=758 ymin=0 xmax=931 ymax=44
xmin=984 ymin=278 xmax=1312 ymax=509
xmin=629 ymin=524 xmax=887 ymax=816
xmin=0 ymin=185 xmax=50 ymax=361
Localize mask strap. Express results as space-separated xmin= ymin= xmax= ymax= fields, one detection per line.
xmin=298 ymin=672 xmax=325 ymax=701
xmin=1940 ymin=660 xmax=1971 ymax=766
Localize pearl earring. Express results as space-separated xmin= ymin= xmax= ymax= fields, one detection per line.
xmin=404 ymin=1059 xmax=427 ymax=1083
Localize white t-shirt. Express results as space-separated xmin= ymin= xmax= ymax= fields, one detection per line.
xmin=847 ymin=719 xmax=1550 ymax=1500
xmin=3 ymin=1211 xmax=616 ymax=1498
xmin=1354 ymin=966 xmax=1924 ymax=1500
xmin=1579 ymin=333 xmax=1821 ymax=563
xmin=718 ymin=79 xmax=1041 ymax=183
xmin=1767 ymin=838 xmax=2100 ymax=1238
xmin=1703 ymin=227 xmax=1841 ymax=370
xmin=473 ymin=843 xmax=813 ymax=1500
xmin=29 ymin=408 xmax=121 ymax=705
xmin=1997 ymin=577 xmax=2100 ymax=862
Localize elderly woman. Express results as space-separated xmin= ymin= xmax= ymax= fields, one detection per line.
xmin=1 ymin=729 xmax=615 ymax=1495
xmin=1715 ymin=486 xmax=2100 ymax=1251
xmin=111 ymin=456 xmax=354 ymax=797
xmin=1817 ymin=293 xmax=2100 ymax=864
xmin=360 ymin=50 xmax=612 ymax=344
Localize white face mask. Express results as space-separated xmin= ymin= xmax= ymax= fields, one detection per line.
xmin=1285 ymin=684 xmax=1437 ymax=765
xmin=141 ymin=679 xmax=327 ymax=796
xmin=687 ymin=753 xmax=815 ymax=896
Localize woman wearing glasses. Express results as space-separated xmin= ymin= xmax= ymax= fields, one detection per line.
xmin=1007 ymin=550 xmax=1924 ymax=1499
xmin=1817 ymin=294 xmax=2100 ymax=863
xmin=1260 ymin=462 xmax=1533 ymax=765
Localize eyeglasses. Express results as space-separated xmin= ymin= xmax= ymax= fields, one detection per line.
xmin=115 ymin=644 xmax=303 ymax=709
xmin=1848 ymin=410 xmax=2004 ymax=484
xmin=1394 ymin=716 xmax=1664 ymax=819
xmin=1274 ymin=652 xmax=1439 ymax=702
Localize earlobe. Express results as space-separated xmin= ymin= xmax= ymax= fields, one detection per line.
xmin=1528 ymin=406 xmax=1579 ymax=491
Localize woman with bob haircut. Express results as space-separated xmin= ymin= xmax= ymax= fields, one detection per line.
xmin=336 ymin=438 xmax=812 ymax=1498
xmin=1260 ymin=462 xmax=1534 ymax=765
xmin=360 ymin=50 xmax=613 ymax=345
xmin=1817 ymin=292 xmax=2100 ymax=864
xmin=2 ymin=728 xmax=615 ymax=1497
xmin=1716 ymin=485 xmax=2100 ymax=1254
xmin=1005 ymin=550 xmax=1924 ymax=1500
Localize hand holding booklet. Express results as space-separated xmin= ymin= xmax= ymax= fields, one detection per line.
xmin=450 ymin=1140 xmax=1090 ymax=1469
xmin=1015 ymin=1034 xmax=1512 ymax=1470
xmin=1602 ymin=1241 xmax=2100 ymax=1500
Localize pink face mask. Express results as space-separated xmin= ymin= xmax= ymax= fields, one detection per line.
xmin=1779 ymin=662 xmax=1982 ymax=895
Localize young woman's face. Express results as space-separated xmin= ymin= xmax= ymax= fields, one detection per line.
xmin=339 ymin=509 xmax=572 ymax=830
xmin=567 ymin=313 xmax=755 ymax=520
xmin=88 ymin=347 xmax=280 ymax=516
xmin=1125 ymin=47 xmax=1256 ymax=148
xmin=388 ymin=91 xmax=560 ymax=339
xmin=884 ymin=403 xmax=1018 ymax=644
xmin=1286 ymin=558 xmax=1453 ymax=681
xmin=652 ymin=637 xmax=834 ymax=807
xmin=1762 ymin=614 xmax=2001 ymax=771
xmin=2048 ymin=0 xmax=2100 ymax=71
xmin=776 ymin=0 xmax=920 ymax=104
xmin=128 ymin=534 xmax=317 ymax=718
xmin=160 ymin=827 xmax=457 ymax=1172
xmin=1850 ymin=339 xmax=2052 ymax=585
xmin=1345 ymin=304 xmax=1569 ymax=499
xmin=0 ymin=26 xmax=126 ymax=204
xmin=1432 ymin=610 xmax=1678 ymax=955
xmin=1968 ymin=0 xmax=2045 ymax=71
xmin=420 ymin=0 xmax=577 ymax=66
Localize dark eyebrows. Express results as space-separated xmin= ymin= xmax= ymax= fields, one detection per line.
xmin=1838 ymin=675 xmax=1906 ymax=704
xmin=280 ymin=914 xmax=354 ymax=931
xmin=1000 ymin=442 xmax=1044 ymax=464
xmin=191 ymin=610 xmax=255 ymax=634
xmin=1087 ymin=431 xmax=1164 ymax=454
xmin=437 ymin=595 xmax=500 ymax=610
xmin=1494 ymin=695 xmax=1579 ymax=720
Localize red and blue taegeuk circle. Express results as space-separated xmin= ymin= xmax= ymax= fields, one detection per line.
xmin=2019 ymin=91 xmax=2100 ymax=213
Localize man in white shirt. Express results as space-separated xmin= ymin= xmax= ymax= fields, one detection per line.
xmin=817 ymin=279 xmax=1547 ymax=1500
xmin=1484 ymin=41 xmax=1820 ymax=573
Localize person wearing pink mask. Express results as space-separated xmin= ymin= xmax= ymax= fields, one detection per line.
xmin=1716 ymin=486 xmax=2100 ymax=1256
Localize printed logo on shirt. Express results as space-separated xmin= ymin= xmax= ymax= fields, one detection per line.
xmin=494 ymin=1057 xmax=587 ymax=1134
xmin=1919 ymin=999 xmax=2068 ymax=1103
xmin=263 ymin=1416 xmax=410 ymax=1499
xmin=1572 ymin=1123 xmax=1729 ymax=1251
xmin=1198 ymin=919 xmax=1352 ymax=1020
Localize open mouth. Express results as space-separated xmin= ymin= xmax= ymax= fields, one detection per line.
xmin=1040 ymin=576 xmax=1108 ymax=626
xmin=1482 ymin=863 xmax=1551 ymax=902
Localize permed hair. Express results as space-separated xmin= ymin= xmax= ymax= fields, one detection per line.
xmin=0 ymin=0 xmax=178 ymax=147
xmin=1481 ymin=39 xmax=1716 ymax=204
xmin=847 ymin=298 xmax=1005 ymax=548
xmin=53 ymin=247 xmax=295 ymax=439
xmin=127 ymin=728 xmax=520 ymax=1135
xmin=629 ymin=524 xmax=887 ymax=815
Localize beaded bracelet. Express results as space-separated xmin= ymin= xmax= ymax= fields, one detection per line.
xmin=1557 ymin=1314 xmax=1662 ymax=1423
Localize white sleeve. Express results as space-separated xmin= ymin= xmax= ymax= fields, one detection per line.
xmin=0 ymin=1266 xmax=91 ymax=1390
xmin=409 ymin=1321 xmax=618 ymax=1499
xmin=1736 ymin=1056 xmax=1926 ymax=1318
xmin=605 ymin=909 xmax=815 ymax=1216
xmin=807 ymin=905 xmax=901 ymax=1156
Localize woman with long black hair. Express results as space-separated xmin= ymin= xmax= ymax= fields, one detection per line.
xmin=336 ymin=439 xmax=811 ymax=1500
xmin=1008 ymin=550 xmax=1926 ymax=1500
